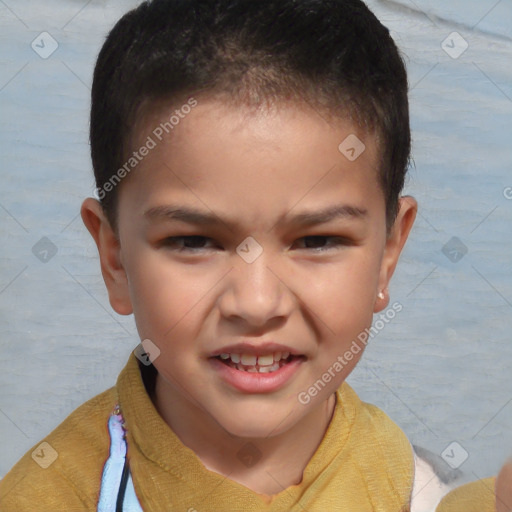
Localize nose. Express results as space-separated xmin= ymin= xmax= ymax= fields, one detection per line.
xmin=217 ymin=248 xmax=295 ymax=328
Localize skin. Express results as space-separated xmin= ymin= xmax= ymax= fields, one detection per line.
xmin=82 ymin=97 xmax=418 ymax=495
xmin=496 ymin=459 xmax=512 ymax=512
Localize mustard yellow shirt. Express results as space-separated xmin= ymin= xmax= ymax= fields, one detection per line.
xmin=0 ymin=353 xmax=496 ymax=511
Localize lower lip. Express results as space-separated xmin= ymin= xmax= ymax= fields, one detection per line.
xmin=209 ymin=357 xmax=304 ymax=393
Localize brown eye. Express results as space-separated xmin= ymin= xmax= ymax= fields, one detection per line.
xmin=295 ymin=236 xmax=351 ymax=252
xmin=161 ymin=236 xmax=215 ymax=251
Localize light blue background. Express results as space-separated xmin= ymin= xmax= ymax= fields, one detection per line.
xmin=1 ymin=0 xmax=511 ymax=487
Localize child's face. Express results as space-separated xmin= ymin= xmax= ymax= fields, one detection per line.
xmin=83 ymin=98 xmax=416 ymax=438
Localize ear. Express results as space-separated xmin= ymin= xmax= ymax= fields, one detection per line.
xmin=80 ymin=197 xmax=133 ymax=315
xmin=374 ymin=196 xmax=417 ymax=313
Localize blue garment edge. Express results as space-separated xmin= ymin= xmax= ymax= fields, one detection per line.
xmin=97 ymin=410 xmax=143 ymax=512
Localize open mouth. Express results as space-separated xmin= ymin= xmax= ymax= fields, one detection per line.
xmin=213 ymin=352 xmax=303 ymax=373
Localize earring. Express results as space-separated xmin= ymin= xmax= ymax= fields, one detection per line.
xmin=377 ymin=291 xmax=385 ymax=300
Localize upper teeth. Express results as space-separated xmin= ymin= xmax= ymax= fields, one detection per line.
xmin=219 ymin=351 xmax=290 ymax=366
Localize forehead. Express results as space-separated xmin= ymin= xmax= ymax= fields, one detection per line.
xmin=119 ymin=97 xmax=384 ymax=228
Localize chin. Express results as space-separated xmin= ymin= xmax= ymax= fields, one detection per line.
xmin=214 ymin=404 xmax=300 ymax=439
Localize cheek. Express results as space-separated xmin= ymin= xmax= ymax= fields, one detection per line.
xmin=124 ymin=248 xmax=232 ymax=359
xmin=123 ymin=248 xmax=202 ymax=339
xmin=306 ymin=254 xmax=380 ymax=327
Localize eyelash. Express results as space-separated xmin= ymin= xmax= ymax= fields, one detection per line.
xmin=161 ymin=235 xmax=352 ymax=253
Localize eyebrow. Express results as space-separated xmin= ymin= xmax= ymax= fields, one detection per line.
xmin=144 ymin=204 xmax=368 ymax=230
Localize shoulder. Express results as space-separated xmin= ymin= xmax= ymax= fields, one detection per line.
xmin=349 ymin=388 xmax=412 ymax=449
xmin=337 ymin=384 xmax=416 ymax=505
xmin=338 ymin=385 xmax=497 ymax=512
xmin=0 ymin=386 xmax=117 ymax=512
xmin=337 ymin=384 xmax=414 ymax=466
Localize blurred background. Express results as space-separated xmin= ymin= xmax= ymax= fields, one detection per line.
xmin=0 ymin=0 xmax=511 ymax=487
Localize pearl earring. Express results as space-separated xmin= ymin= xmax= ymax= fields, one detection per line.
xmin=377 ymin=291 xmax=385 ymax=300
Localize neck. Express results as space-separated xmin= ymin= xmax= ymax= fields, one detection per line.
xmin=153 ymin=375 xmax=337 ymax=495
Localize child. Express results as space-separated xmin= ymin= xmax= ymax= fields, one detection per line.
xmin=0 ymin=0 xmax=506 ymax=510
